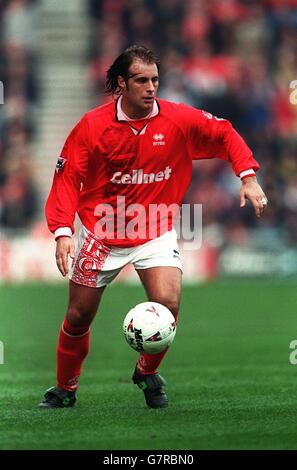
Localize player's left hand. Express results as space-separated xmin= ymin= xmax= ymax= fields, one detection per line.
xmin=240 ymin=176 xmax=268 ymax=218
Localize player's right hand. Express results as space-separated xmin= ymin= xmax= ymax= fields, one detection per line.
xmin=55 ymin=236 xmax=75 ymax=277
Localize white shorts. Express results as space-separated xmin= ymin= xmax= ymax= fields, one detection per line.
xmin=69 ymin=226 xmax=182 ymax=288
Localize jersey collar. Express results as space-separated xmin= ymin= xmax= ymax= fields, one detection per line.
xmin=116 ymin=95 xmax=159 ymax=122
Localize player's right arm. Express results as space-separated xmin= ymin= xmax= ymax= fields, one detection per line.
xmin=55 ymin=236 xmax=75 ymax=277
xmin=45 ymin=115 xmax=90 ymax=276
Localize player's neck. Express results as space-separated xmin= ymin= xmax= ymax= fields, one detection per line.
xmin=120 ymin=97 xmax=154 ymax=120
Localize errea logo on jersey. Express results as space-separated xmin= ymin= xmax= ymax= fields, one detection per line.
xmin=153 ymin=133 xmax=165 ymax=146
xmin=111 ymin=166 xmax=172 ymax=184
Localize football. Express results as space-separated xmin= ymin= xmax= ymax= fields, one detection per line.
xmin=123 ymin=302 xmax=176 ymax=354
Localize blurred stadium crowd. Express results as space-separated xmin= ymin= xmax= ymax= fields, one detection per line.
xmin=87 ymin=0 xmax=297 ymax=251
xmin=1 ymin=0 xmax=297 ymax=255
xmin=0 ymin=0 xmax=39 ymax=230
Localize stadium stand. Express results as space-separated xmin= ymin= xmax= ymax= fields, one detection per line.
xmin=1 ymin=0 xmax=297 ymax=279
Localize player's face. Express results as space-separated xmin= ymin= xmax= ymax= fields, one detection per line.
xmin=119 ymin=60 xmax=159 ymax=118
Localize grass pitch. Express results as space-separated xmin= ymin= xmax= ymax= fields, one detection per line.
xmin=0 ymin=279 xmax=296 ymax=450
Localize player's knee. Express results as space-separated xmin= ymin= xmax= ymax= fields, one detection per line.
xmin=66 ymin=305 xmax=93 ymax=327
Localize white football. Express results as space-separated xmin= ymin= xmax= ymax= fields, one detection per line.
xmin=123 ymin=302 xmax=176 ymax=354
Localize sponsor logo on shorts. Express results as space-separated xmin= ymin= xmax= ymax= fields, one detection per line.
xmin=173 ymin=249 xmax=180 ymax=259
xmin=78 ymin=257 xmax=101 ymax=276
xmin=71 ymin=233 xmax=111 ymax=288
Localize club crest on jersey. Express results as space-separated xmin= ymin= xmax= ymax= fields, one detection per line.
xmin=55 ymin=156 xmax=67 ymax=173
xmin=153 ymin=133 xmax=165 ymax=146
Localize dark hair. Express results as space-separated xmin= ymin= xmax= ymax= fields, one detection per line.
xmin=105 ymin=45 xmax=160 ymax=96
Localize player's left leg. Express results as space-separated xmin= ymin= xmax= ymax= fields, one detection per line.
xmin=133 ymin=266 xmax=182 ymax=408
xmin=136 ymin=266 xmax=181 ymax=373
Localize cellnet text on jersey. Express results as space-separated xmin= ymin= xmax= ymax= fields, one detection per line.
xmin=110 ymin=166 xmax=172 ymax=185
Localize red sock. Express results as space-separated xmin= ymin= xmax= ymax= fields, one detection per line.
xmin=57 ymin=318 xmax=90 ymax=391
xmin=137 ymin=348 xmax=169 ymax=375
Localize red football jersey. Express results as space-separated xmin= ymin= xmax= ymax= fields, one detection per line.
xmin=45 ymin=98 xmax=260 ymax=247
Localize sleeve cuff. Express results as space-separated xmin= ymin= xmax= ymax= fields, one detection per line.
xmin=239 ymin=169 xmax=256 ymax=180
xmin=54 ymin=227 xmax=72 ymax=240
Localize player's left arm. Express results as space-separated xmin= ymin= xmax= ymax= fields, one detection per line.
xmin=239 ymin=175 xmax=268 ymax=218
xmin=182 ymin=105 xmax=267 ymax=217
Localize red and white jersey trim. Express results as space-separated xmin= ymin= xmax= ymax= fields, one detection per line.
xmin=239 ymin=169 xmax=256 ymax=179
xmin=116 ymin=95 xmax=159 ymax=121
xmin=54 ymin=227 xmax=72 ymax=239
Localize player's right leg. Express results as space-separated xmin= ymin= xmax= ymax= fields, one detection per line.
xmin=38 ymin=281 xmax=105 ymax=408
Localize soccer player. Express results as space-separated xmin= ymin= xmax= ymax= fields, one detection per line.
xmin=39 ymin=45 xmax=267 ymax=409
